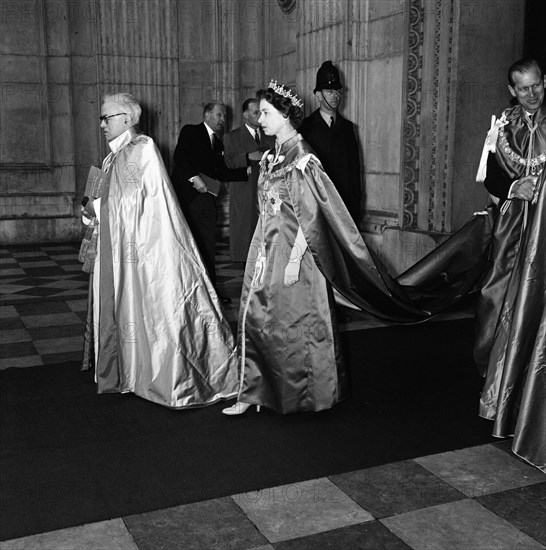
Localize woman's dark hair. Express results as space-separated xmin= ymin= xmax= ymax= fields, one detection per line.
xmin=259 ymin=87 xmax=304 ymax=129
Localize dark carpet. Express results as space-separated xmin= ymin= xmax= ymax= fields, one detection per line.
xmin=0 ymin=318 xmax=496 ymax=540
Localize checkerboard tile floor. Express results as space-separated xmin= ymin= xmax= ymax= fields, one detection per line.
xmin=1 ymin=242 xmax=544 ymax=549
xmin=1 ymin=441 xmax=544 ymax=549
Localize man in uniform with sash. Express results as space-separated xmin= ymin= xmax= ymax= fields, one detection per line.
xmin=474 ymin=58 xmax=546 ymax=472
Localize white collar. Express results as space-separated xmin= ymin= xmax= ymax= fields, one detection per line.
xmin=245 ymin=123 xmax=259 ymax=136
xmin=204 ymin=122 xmax=215 ymax=138
xmin=108 ymin=128 xmax=134 ymax=154
xmin=319 ymin=110 xmax=336 ymax=126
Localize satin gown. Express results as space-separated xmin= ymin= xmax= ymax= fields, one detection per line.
xmin=235 ymin=133 xmax=494 ymax=415
xmin=238 ymin=134 xmax=348 ymax=413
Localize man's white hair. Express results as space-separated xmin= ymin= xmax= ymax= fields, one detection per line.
xmin=103 ymin=92 xmax=142 ymax=125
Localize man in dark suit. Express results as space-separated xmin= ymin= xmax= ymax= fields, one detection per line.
xmin=171 ymin=101 xmax=248 ymax=303
xmin=224 ymin=98 xmax=275 ymax=262
xmin=300 ymin=60 xmax=362 ymax=224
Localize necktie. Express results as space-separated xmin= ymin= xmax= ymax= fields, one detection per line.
xmin=254 ymin=128 xmax=261 ymax=145
xmin=211 ymin=133 xmax=222 ymax=156
xmin=329 ymin=116 xmax=335 ymax=127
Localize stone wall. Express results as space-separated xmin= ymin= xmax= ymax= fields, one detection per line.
xmin=1 ymin=0 xmax=526 ymax=271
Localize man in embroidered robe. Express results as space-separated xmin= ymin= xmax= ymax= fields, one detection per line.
xmin=80 ymin=93 xmax=237 ymax=409
xmin=300 ymin=60 xmax=362 ymax=224
xmin=474 ymin=58 xmax=546 ymax=472
xmin=224 ymin=98 xmax=275 ymax=262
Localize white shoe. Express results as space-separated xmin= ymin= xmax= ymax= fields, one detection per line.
xmin=222 ymin=402 xmax=261 ymax=415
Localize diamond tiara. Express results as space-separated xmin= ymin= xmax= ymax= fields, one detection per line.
xmin=268 ymin=80 xmax=304 ymax=108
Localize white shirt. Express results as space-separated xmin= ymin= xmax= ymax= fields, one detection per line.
xmin=319 ymin=110 xmax=336 ymax=127
xmin=245 ymin=123 xmax=259 ymax=141
xmin=204 ymin=122 xmax=216 ymax=143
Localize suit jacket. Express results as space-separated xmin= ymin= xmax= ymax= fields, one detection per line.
xmin=224 ymin=126 xmax=275 ymax=261
xmin=299 ymin=109 xmax=362 ymax=221
xmin=171 ymin=122 xmax=247 ymax=209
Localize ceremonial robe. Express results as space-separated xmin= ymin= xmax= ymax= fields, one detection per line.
xmin=475 ymin=104 xmax=546 ymax=472
xmin=84 ymin=129 xmax=238 ymax=409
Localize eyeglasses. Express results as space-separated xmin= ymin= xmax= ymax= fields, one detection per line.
xmin=99 ymin=112 xmax=127 ymax=124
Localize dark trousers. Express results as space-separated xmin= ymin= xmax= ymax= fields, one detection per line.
xmin=184 ymin=193 xmax=217 ymax=286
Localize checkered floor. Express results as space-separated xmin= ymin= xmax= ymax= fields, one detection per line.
xmin=0 ymin=441 xmax=544 ymax=549
xmin=1 ymin=241 xmax=545 ymax=549
xmin=0 ymin=240 xmax=244 ymax=371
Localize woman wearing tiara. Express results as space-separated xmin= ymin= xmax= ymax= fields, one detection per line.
xmin=221 ymin=80 xmax=490 ymax=416
xmin=222 ymin=78 xmax=413 ymax=416
xmin=221 ymin=81 xmax=349 ymax=415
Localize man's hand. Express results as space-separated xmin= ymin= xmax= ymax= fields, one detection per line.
xmin=248 ymin=151 xmax=263 ymax=162
xmin=192 ymin=175 xmax=208 ymax=193
xmin=512 ymin=175 xmax=538 ymax=201
xmin=284 ymin=261 xmax=301 ymax=286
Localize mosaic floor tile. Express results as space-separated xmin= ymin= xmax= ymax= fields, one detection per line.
xmin=476 ymin=482 xmax=546 ymax=545
xmin=14 ymin=302 xmax=71 ymax=316
xmin=0 ymin=341 xmax=37 ymax=359
xmin=0 ymin=294 xmax=39 ymax=303
xmin=0 ymin=285 xmax=33 ymax=295
xmin=124 ymin=497 xmax=267 ymax=550
xmin=66 ymin=299 xmax=88 ymax=312
xmin=17 ymin=261 xmax=58 ymax=268
xmin=21 ymin=267 xmax=67 ymax=277
xmin=27 ymin=325 xmax=83 ymax=342
xmin=381 ymin=498 xmax=544 ymax=550
xmin=49 ymin=253 xmax=80 ymax=260
xmin=272 ymin=521 xmax=411 ymax=549
xmin=0 ymin=317 xmax=25 ymax=331
xmin=330 ymin=459 xmax=464 ymax=518
xmin=10 ymin=251 xmax=47 ymax=258
xmin=15 ymin=287 xmax=63 ymax=297
xmin=0 ymin=355 xmax=43 ymax=369
xmin=416 ymin=444 xmax=545 ymax=497
xmin=34 ymin=336 xmax=84 ymax=356
xmin=21 ymin=312 xmax=83 ymax=329
xmin=0 ymin=329 xmax=32 ymax=344
xmin=0 ymin=306 xmax=18 ymax=318
xmin=45 ymin=289 xmax=88 ymax=298
xmin=41 ymin=280 xmax=88 ymax=289
xmin=0 ymin=269 xmax=25 ymax=277
xmin=0 ymin=518 xmax=138 ymax=550
xmin=234 ymin=478 xmax=373 ymax=543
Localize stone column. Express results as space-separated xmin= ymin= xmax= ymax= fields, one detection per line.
xmin=1 ymin=0 xmax=79 ymax=242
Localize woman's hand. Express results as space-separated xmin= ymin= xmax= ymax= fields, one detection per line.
xmin=81 ymin=200 xmax=96 ymax=219
xmin=284 ymin=260 xmax=301 ymax=286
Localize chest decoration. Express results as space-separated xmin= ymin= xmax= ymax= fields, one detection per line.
xmin=265 ymin=187 xmax=283 ymax=215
